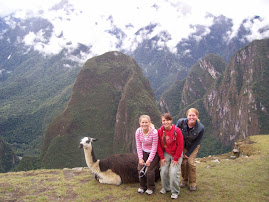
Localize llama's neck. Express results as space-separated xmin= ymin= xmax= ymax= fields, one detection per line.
xmin=83 ymin=146 xmax=98 ymax=169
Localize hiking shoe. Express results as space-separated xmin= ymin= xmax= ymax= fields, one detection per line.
xmin=171 ymin=194 xmax=178 ymax=199
xmin=145 ymin=189 xmax=153 ymax=195
xmin=180 ymin=182 xmax=186 ymax=188
xmin=160 ymin=188 xmax=167 ymax=194
xmin=138 ymin=188 xmax=144 ymax=193
xmin=190 ymin=185 xmax=196 ymax=191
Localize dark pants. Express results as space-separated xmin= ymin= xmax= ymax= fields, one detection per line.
xmin=137 ymin=151 xmax=160 ymax=191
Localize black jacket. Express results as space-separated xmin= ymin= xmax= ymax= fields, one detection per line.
xmin=176 ymin=118 xmax=204 ymax=157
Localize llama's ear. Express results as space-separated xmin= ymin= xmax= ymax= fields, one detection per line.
xmin=91 ymin=138 xmax=98 ymax=142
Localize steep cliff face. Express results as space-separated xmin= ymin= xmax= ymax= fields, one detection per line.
xmin=113 ymin=60 xmax=161 ymax=154
xmin=204 ymin=39 xmax=269 ymax=145
xmin=160 ymin=54 xmax=226 ymax=116
xmin=40 ymin=51 xmax=160 ymax=168
xmin=181 ymin=54 xmax=227 ymax=109
xmin=159 ymin=79 xmax=186 ymax=116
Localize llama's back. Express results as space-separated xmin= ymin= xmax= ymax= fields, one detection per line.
xmin=99 ymin=153 xmax=139 ymax=183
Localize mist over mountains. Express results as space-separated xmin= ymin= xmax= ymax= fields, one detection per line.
xmin=0 ymin=0 xmax=269 ymax=171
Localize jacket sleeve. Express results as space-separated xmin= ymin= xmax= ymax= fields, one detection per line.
xmin=157 ymin=128 xmax=165 ymax=160
xmin=185 ymin=127 xmax=204 ymax=157
xmin=176 ymin=118 xmax=185 ymax=128
xmin=147 ymin=129 xmax=158 ymax=162
xmin=173 ymin=127 xmax=184 ymax=161
xmin=135 ymin=128 xmax=143 ymax=159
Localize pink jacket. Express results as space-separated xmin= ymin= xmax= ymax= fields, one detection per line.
xmin=135 ymin=127 xmax=158 ymax=162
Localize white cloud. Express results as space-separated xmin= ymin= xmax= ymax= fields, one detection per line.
xmin=243 ymin=17 xmax=269 ymax=41
xmin=23 ymin=32 xmax=36 ymax=45
xmin=0 ymin=0 xmax=268 ymax=62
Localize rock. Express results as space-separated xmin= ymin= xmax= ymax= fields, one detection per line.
xmin=211 ymin=159 xmax=220 ymax=163
xmin=72 ymin=167 xmax=84 ymax=171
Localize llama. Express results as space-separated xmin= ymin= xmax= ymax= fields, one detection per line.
xmin=79 ymin=137 xmax=140 ymax=185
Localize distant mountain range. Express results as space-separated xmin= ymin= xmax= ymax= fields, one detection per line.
xmin=0 ymin=4 xmax=268 ymax=171
xmin=133 ymin=14 xmax=263 ymax=99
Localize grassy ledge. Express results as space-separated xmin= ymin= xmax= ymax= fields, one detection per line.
xmin=0 ymin=135 xmax=268 ymax=201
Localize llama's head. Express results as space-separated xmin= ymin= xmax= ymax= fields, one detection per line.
xmin=79 ymin=137 xmax=97 ymax=149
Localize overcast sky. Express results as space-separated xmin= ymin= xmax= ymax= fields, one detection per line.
xmin=0 ymin=0 xmax=269 ymax=62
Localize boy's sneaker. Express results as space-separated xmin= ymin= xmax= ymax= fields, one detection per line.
xmin=160 ymin=188 xmax=167 ymax=194
xmin=171 ymin=194 xmax=178 ymax=199
xmin=145 ymin=189 xmax=153 ymax=195
xmin=137 ymin=188 xmax=144 ymax=193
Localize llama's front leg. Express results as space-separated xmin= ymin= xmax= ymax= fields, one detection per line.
xmin=95 ymin=174 xmax=100 ymax=181
xmin=99 ymin=177 xmax=121 ymax=185
xmin=98 ymin=172 xmax=121 ymax=185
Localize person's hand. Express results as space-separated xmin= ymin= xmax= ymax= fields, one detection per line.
xmin=160 ymin=159 xmax=167 ymax=167
xmin=183 ymin=155 xmax=189 ymax=159
xmin=145 ymin=160 xmax=151 ymax=167
xmin=139 ymin=159 xmax=145 ymax=165
xmin=172 ymin=160 xmax=179 ymax=167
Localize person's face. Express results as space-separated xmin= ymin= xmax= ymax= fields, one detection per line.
xmin=187 ymin=111 xmax=198 ymax=125
xmin=140 ymin=118 xmax=150 ymax=130
xmin=162 ymin=117 xmax=172 ymax=129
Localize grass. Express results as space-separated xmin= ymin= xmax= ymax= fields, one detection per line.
xmin=0 ymin=135 xmax=269 ymax=201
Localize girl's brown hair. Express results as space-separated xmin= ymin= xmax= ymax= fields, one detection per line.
xmin=186 ymin=108 xmax=200 ymax=122
xmin=161 ymin=113 xmax=172 ymax=148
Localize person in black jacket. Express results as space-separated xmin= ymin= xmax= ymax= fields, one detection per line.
xmin=176 ymin=108 xmax=204 ymax=191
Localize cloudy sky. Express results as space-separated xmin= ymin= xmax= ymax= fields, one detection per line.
xmin=0 ymin=0 xmax=269 ymax=62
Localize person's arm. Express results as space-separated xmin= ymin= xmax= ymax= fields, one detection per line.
xmin=176 ymin=118 xmax=184 ymax=128
xmin=185 ymin=127 xmax=204 ymax=157
xmin=135 ymin=128 xmax=144 ymax=160
xmin=173 ymin=127 xmax=184 ymax=161
xmin=147 ymin=129 xmax=158 ymax=163
xmin=157 ymin=128 xmax=165 ymax=160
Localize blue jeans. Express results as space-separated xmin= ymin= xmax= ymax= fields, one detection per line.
xmin=160 ymin=152 xmax=183 ymax=195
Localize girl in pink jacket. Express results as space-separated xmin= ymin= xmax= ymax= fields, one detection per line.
xmin=136 ymin=115 xmax=159 ymax=195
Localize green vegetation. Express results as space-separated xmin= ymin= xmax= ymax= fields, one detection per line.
xmin=0 ymin=49 xmax=81 ymax=156
xmin=0 ymin=135 xmax=268 ymax=201
xmin=160 ymin=79 xmax=185 ymax=116
xmin=0 ymin=136 xmax=19 ymax=172
xmin=15 ymin=156 xmax=41 ymax=171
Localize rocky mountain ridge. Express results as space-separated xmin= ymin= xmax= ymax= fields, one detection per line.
xmin=204 ymin=39 xmax=269 ymax=145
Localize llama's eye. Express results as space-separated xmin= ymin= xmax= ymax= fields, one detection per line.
xmin=86 ymin=140 xmax=90 ymax=144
